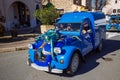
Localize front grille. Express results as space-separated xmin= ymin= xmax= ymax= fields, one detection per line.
xmin=35 ymin=51 xmax=47 ymax=62
xmin=35 ymin=53 xmax=39 ymax=60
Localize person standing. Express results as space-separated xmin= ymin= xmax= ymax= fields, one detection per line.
xmin=13 ymin=16 xmax=19 ymax=28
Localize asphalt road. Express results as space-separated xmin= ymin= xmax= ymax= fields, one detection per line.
xmin=0 ymin=32 xmax=120 ymax=80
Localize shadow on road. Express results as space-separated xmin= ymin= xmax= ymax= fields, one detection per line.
xmin=76 ymin=39 xmax=120 ymax=75
xmin=0 ymin=27 xmax=41 ymax=43
xmin=51 ymin=39 xmax=120 ymax=77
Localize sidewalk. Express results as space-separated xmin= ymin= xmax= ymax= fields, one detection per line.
xmin=0 ymin=27 xmax=40 ymax=53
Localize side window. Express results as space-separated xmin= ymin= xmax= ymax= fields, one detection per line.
xmin=113 ymin=9 xmax=116 ymax=13
xmin=73 ymin=0 xmax=81 ymax=5
xmin=117 ymin=9 xmax=120 ymax=13
xmin=82 ymin=21 xmax=90 ymax=34
xmin=115 ymin=0 xmax=117 ymax=3
xmin=66 ymin=24 xmax=72 ymax=31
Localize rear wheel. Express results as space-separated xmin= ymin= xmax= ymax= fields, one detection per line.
xmin=96 ymin=41 xmax=103 ymax=52
xmin=66 ymin=52 xmax=81 ymax=76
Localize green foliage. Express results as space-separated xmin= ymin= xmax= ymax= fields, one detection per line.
xmin=34 ymin=3 xmax=59 ymax=25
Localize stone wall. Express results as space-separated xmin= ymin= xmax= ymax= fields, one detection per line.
xmin=51 ymin=0 xmax=87 ymax=12
xmin=51 ymin=0 xmax=72 ymax=12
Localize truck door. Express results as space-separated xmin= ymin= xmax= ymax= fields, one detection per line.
xmin=81 ymin=20 xmax=93 ymax=55
xmin=94 ymin=26 xmax=100 ymax=48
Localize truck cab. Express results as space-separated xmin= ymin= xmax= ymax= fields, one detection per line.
xmin=28 ymin=12 xmax=106 ymax=75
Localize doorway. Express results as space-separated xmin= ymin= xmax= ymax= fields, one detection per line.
xmin=12 ymin=1 xmax=30 ymax=28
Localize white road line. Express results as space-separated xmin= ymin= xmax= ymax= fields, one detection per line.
xmin=106 ymin=32 xmax=120 ymax=39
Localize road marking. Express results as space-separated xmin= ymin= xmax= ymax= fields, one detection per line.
xmin=106 ymin=32 xmax=120 ymax=39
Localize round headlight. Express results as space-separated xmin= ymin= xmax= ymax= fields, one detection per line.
xmin=54 ymin=47 xmax=61 ymax=54
xmin=28 ymin=44 xmax=33 ymax=49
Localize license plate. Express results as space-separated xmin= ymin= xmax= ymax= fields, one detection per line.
xmin=111 ymin=26 xmax=116 ymax=30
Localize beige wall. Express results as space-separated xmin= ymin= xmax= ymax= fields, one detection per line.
xmin=52 ymin=0 xmax=73 ymax=12
xmin=51 ymin=0 xmax=86 ymax=12
xmin=102 ymin=0 xmax=120 ymax=15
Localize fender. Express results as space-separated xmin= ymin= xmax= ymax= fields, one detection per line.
xmin=28 ymin=49 xmax=35 ymax=62
xmin=50 ymin=46 xmax=80 ymax=69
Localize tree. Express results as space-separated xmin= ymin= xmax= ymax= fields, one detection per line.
xmin=34 ymin=2 xmax=59 ymax=25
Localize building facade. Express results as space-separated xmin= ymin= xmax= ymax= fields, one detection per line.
xmin=0 ymin=0 xmax=41 ymax=31
xmin=50 ymin=0 xmax=92 ymax=13
xmin=102 ymin=0 xmax=120 ymax=15
xmin=0 ymin=0 xmax=92 ymax=31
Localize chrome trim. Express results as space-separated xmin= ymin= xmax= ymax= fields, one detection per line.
xmin=42 ymin=48 xmax=51 ymax=54
xmin=31 ymin=63 xmax=63 ymax=73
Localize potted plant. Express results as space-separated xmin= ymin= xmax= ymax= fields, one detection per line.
xmin=34 ymin=2 xmax=59 ymax=34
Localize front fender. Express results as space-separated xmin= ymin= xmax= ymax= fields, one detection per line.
xmin=28 ymin=49 xmax=36 ymax=62
xmin=51 ymin=46 xmax=78 ymax=69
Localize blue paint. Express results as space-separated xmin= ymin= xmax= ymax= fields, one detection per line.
xmin=28 ymin=49 xmax=35 ymax=62
xmin=106 ymin=15 xmax=120 ymax=31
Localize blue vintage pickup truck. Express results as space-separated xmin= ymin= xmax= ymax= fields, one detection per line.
xmin=106 ymin=15 xmax=120 ymax=31
xmin=28 ymin=12 xmax=106 ymax=75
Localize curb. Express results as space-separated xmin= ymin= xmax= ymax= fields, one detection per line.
xmin=0 ymin=34 xmax=38 ymax=53
xmin=0 ymin=33 xmax=39 ymax=39
xmin=0 ymin=46 xmax=28 ymax=53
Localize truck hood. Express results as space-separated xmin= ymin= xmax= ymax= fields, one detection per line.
xmin=33 ymin=29 xmax=80 ymax=52
xmin=34 ymin=36 xmax=75 ymax=52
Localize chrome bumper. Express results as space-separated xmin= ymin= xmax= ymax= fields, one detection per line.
xmin=31 ymin=63 xmax=63 ymax=73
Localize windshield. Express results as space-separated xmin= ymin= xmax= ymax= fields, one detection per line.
xmin=56 ymin=23 xmax=81 ymax=31
xmin=110 ymin=17 xmax=120 ymax=24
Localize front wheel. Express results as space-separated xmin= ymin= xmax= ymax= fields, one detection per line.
xmin=65 ymin=52 xmax=81 ymax=76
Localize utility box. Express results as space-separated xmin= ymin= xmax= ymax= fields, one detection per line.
xmin=40 ymin=25 xmax=54 ymax=34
